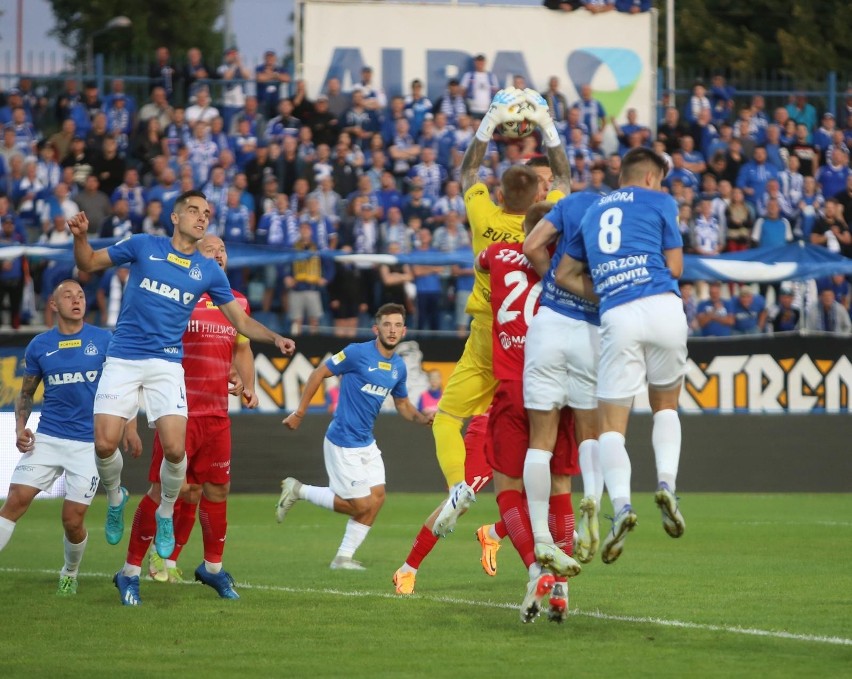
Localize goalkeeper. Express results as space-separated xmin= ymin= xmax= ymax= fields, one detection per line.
xmin=432 ymin=87 xmax=572 ymax=537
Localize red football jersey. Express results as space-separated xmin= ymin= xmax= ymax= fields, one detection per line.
xmin=182 ymin=291 xmax=250 ymax=417
xmin=478 ymin=243 xmax=542 ymax=381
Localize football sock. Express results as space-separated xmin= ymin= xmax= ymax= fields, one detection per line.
xmin=336 ymin=518 xmax=370 ymax=559
xmin=204 ymin=560 xmax=222 ymax=574
xmin=491 ymin=522 xmax=507 ymax=540
xmin=170 ymin=499 xmax=197 ymax=561
xmin=61 ymin=532 xmax=87 ymax=577
xmin=96 ymin=450 xmax=124 ymax=506
xmin=0 ymin=516 xmax=15 ymax=550
xmin=300 ymin=484 xmax=336 ymax=510
xmin=199 ymin=496 xmax=227 ymax=565
xmin=548 ymin=494 xmax=575 ymax=556
xmin=599 ymin=431 xmax=632 ymax=514
xmin=432 ymin=411 xmax=466 ymax=487
xmin=404 ymin=525 xmax=439 ymax=571
xmin=523 ymin=448 xmax=554 ymax=544
xmin=496 ymin=489 xmax=536 ymax=569
xmin=652 ymin=409 xmax=681 ymax=491
xmin=157 ymin=456 xmax=187 ymax=518
xmin=578 ymin=439 xmax=600 ymax=501
xmin=126 ymin=494 xmax=158 ymax=567
xmin=122 ymin=562 xmax=142 ymax=578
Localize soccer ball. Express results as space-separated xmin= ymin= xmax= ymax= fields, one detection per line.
xmin=498 ymin=101 xmax=537 ymax=139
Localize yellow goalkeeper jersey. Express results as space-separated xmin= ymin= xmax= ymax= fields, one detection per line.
xmin=464 ymin=182 xmax=565 ymax=319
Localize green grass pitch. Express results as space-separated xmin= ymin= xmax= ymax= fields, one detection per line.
xmin=0 ymin=492 xmax=850 ymax=678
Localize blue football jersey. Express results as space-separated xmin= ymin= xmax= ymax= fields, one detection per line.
xmin=107 ymin=234 xmax=235 ymax=361
xmin=566 ymin=187 xmax=682 ymax=315
xmin=24 ymin=324 xmax=112 ymax=442
xmin=540 ymin=193 xmax=601 ymax=326
xmin=324 ymin=341 xmax=408 ymax=448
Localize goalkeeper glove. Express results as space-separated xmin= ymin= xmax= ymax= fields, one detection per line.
xmin=476 ymin=87 xmax=527 ymax=142
xmin=523 ymin=88 xmax=561 ymax=148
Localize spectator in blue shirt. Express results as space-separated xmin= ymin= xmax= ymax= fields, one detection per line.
xmin=732 ymin=287 xmax=767 ymax=335
xmin=751 ymin=198 xmax=793 ymax=249
xmin=696 ymin=282 xmax=735 ymax=337
xmin=411 ymin=227 xmax=443 ymax=331
xmin=573 ymin=84 xmax=606 ymax=133
xmin=736 ymin=146 xmax=779 ymax=205
xmin=256 ymin=50 xmax=290 ymax=119
xmin=786 ymin=94 xmax=818 ymax=134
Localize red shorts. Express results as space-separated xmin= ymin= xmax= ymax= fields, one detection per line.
xmin=486 ymin=380 xmax=579 ymax=478
xmin=464 ymin=413 xmax=493 ymax=493
xmin=149 ymin=416 xmax=232 ymax=486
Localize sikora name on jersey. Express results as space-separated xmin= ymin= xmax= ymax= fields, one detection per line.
xmin=140 ymin=278 xmax=195 ymax=305
xmin=361 ymin=384 xmax=390 ymax=397
xmin=47 ymin=371 xmax=99 ymax=385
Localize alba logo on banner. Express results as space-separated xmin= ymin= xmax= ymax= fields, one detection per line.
xmin=672 ymin=354 xmax=852 ymax=414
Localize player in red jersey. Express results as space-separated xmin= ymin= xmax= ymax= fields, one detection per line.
xmin=477 ymin=202 xmax=581 ymax=624
xmin=117 ymin=235 xmax=258 ymax=604
xmin=392 ymin=409 xmax=508 ymax=595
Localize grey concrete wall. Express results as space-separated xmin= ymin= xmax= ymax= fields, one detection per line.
xmin=123 ymin=414 xmax=851 ymax=494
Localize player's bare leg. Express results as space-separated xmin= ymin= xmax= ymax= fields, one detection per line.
xmin=597 ymin=400 xmax=638 ymax=564
xmin=649 ymin=383 xmax=685 ymax=538
xmin=94 ymin=413 xmax=130 ymax=544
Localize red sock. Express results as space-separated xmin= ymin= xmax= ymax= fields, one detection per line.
xmin=126 ymin=494 xmax=158 ymax=566
xmin=199 ymin=496 xmax=227 ymax=564
xmin=494 ymin=520 xmax=508 ymax=539
xmin=548 ymin=493 xmax=575 ymax=557
xmin=405 ymin=525 xmax=439 ymax=569
xmin=496 ymin=489 xmax=535 ymax=568
xmin=170 ymin=499 xmax=197 ymax=561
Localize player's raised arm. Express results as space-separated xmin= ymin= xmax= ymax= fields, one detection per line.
xmin=217 ymin=300 xmax=296 ymax=357
xmin=523 ymin=88 xmax=571 ymax=196
xmin=460 ymin=88 xmax=527 ymax=193
xmin=282 ymin=362 xmax=334 ymax=429
xmin=68 ymin=212 xmax=115 ymax=273
xmin=554 ymin=253 xmax=598 ymax=302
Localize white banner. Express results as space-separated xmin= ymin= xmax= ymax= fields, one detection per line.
xmin=300 ymin=1 xmax=656 ymax=124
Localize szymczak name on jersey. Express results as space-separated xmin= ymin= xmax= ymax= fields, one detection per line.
xmin=47 ymin=371 xmax=99 ymax=385
xmin=494 ymin=247 xmax=531 ymax=268
xmin=592 ymin=254 xmax=651 ymax=293
xmin=140 ymin=277 xmax=196 ymax=305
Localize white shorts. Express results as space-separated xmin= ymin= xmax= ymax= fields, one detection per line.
xmin=10 ymin=432 xmax=99 ymax=505
xmin=94 ymin=357 xmax=186 ymax=423
xmin=323 ymin=437 xmax=385 ymax=500
xmin=598 ymin=293 xmax=688 ymax=401
xmin=524 ymin=307 xmax=600 ymax=410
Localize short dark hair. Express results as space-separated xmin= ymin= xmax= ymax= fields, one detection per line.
xmin=375 ymin=303 xmax=406 ymax=323
xmin=174 ymin=190 xmax=207 ymax=212
xmin=620 ymin=147 xmax=669 ymax=185
xmin=525 ymin=156 xmax=551 ymax=169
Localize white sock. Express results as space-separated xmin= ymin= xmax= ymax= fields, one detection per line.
xmin=523 ymin=448 xmax=553 ymax=544
xmin=301 ymin=485 xmax=336 ymax=511
xmin=527 ymin=562 xmax=542 ymax=579
xmin=96 ymin=450 xmax=124 ymax=506
xmin=399 ymin=563 xmax=417 ymax=574
xmin=157 ymin=456 xmax=187 ymax=518
xmin=336 ymin=518 xmax=371 ymax=559
xmin=593 ymin=443 xmax=605 ymax=503
xmin=61 ymin=532 xmax=88 ymax=577
xmin=204 ymin=560 xmax=222 ymax=574
xmin=122 ymin=562 xmax=142 ymax=577
xmin=488 ymin=524 xmax=500 ymax=541
xmin=578 ymin=439 xmax=599 ymax=501
xmin=165 ymin=559 xmax=177 ymax=569
xmin=0 ymin=516 xmax=16 ymax=550
xmin=652 ymin=409 xmax=681 ymax=491
xmin=599 ymin=431 xmax=632 ymax=515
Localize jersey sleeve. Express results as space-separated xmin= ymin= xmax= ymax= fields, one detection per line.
xmin=562 ymin=215 xmax=588 ymax=262
xmin=206 ymin=264 xmax=236 ymax=307
xmin=107 ymin=233 xmax=143 ymax=266
xmin=660 ymin=196 xmax=683 ymax=250
xmin=477 ymin=247 xmax=492 ymax=271
xmin=392 ymin=362 xmax=408 ymax=399
xmin=325 ymin=343 xmax=359 ymax=376
xmin=544 ymin=202 xmax=566 ymax=236
xmin=23 ymin=340 xmax=42 ymax=377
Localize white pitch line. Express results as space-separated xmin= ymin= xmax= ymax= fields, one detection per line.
xmin=1 ymin=566 xmax=850 ymax=647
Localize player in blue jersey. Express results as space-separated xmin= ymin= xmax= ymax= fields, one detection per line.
xmin=0 ymin=280 xmax=139 ymax=595
xmin=276 ymin=303 xmax=434 ymax=570
xmin=522 ymin=193 xmax=604 ymax=565
xmin=67 ymin=191 xmax=295 ymax=599
xmin=557 ymin=147 xmax=688 ymax=564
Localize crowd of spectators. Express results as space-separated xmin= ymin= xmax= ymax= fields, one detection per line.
xmin=0 ymin=42 xmax=850 ymax=337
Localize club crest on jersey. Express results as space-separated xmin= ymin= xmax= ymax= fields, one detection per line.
xmin=392 ymin=368 xmax=399 ymax=379
xmin=84 ymin=342 xmax=98 ymax=356
xmin=189 ymin=264 xmax=202 ymax=281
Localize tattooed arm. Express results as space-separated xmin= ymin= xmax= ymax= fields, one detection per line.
xmin=15 ymin=374 xmax=41 ymax=453
xmin=460 ymin=139 xmax=490 ymax=195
